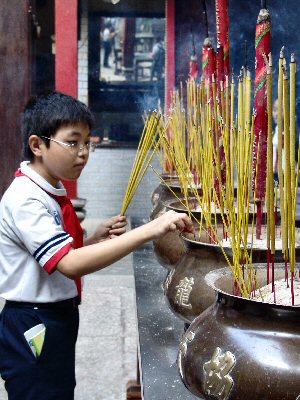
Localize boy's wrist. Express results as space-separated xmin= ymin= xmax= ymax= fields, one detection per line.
xmin=133 ymin=220 xmax=156 ymax=243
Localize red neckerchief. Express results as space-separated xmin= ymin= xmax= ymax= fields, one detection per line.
xmin=15 ymin=169 xmax=83 ymax=300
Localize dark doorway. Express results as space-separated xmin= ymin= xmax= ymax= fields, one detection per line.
xmin=88 ymin=11 xmax=165 ymax=146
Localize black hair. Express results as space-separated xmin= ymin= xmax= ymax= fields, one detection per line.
xmin=22 ymin=90 xmax=95 ymax=161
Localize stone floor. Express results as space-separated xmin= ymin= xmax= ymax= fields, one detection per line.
xmin=0 ymin=218 xmax=138 ymax=400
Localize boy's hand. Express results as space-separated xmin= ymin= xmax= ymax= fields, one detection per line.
xmin=85 ymin=215 xmax=127 ymax=245
xmin=150 ymin=210 xmax=194 ymax=240
xmin=107 ymin=215 xmax=127 ymax=238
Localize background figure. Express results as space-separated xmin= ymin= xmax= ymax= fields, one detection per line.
xmin=102 ymin=21 xmax=118 ymax=68
xmin=150 ymin=37 xmax=165 ymax=82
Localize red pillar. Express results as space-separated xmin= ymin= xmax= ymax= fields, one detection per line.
xmin=55 ymin=0 xmax=78 ymax=199
xmin=165 ymin=0 xmax=176 ymax=111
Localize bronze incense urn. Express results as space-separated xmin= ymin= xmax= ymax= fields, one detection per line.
xmin=150 ymin=176 xmax=188 ymax=269
xmin=150 ymin=175 xmax=183 ymax=220
xmin=178 ymin=264 xmax=300 ymax=400
xmin=151 ymin=194 xmax=201 ymax=269
xmin=163 ymin=229 xmax=229 ymax=323
xmin=164 ymin=225 xmax=300 ymax=324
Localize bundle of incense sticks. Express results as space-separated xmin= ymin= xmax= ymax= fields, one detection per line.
xmin=273 ymin=48 xmax=299 ymax=304
xmin=121 ymin=111 xmax=165 ymax=215
xmin=153 ymin=50 xmax=298 ymax=303
xmin=154 ymin=102 xmax=176 ymax=176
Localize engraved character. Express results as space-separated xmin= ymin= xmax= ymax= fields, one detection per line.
xmin=175 ymin=277 xmax=194 ymax=309
xmin=203 ymin=347 xmax=236 ymax=400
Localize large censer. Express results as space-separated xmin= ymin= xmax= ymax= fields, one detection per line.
xmin=164 ymin=225 xmax=300 ymax=324
xmin=178 ymin=264 xmax=300 ymax=399
xmin=151 ymin=191 xmax=201 ymax=269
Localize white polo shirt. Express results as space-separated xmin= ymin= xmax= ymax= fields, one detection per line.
xmin=0 ymin=161 xmax=78 ymax=302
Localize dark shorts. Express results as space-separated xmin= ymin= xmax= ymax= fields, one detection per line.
xmin=0 ymin=301 xmax=79 ymax=400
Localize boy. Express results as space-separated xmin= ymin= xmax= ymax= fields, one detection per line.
xmin=0 ymin=91 xmax=194 ymax=399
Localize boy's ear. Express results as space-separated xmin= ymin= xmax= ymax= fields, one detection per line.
xmin=28 ymin=135 xmax=44 ymax=157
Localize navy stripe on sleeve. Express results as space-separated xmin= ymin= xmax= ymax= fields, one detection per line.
xmin=33 ymin=232 xmax=72 ymax=262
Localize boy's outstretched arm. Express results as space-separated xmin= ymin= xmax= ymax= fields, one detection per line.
xmin=56 ymin=210 xmax=194 ymax=279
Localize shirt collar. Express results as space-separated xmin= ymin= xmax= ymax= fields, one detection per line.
xmin=20 ymin=161 xmax=67 ymax=197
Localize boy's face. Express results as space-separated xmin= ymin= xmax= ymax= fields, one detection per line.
xmin=32 ymin=123 xmax=91 ymax=187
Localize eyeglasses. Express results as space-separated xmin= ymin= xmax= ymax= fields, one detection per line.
xmin=41 ymin=136 xmax=94 ymax=154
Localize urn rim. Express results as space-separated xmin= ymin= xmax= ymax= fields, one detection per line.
xmin=205 ymin=264 xmax=300 ymax=310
